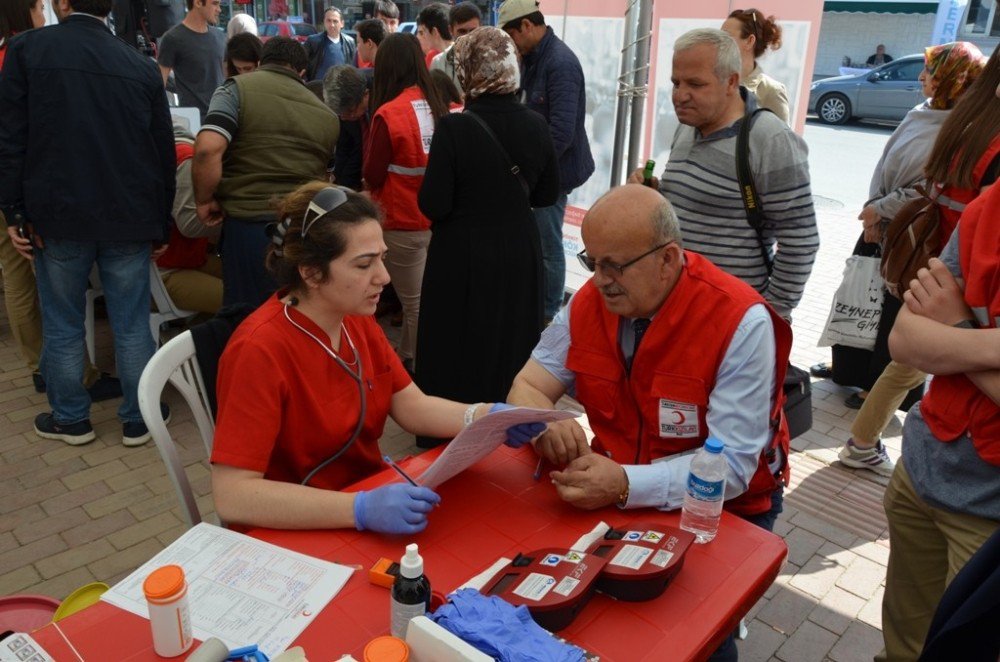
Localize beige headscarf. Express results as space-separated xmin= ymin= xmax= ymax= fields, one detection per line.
xmin=453 ymin=27 xmax=520 ymax=100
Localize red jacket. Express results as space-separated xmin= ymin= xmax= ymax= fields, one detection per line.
xmin=567 ymin=252 xmax=792 ymax=516
xmin=936 ymin=135 xmax=1000 ymax=244
xmin=919 ymin=184 xmax=1000 ymax=466
xmin=369 ymin=86 xmax=433 ymax=231
xmin=156 ymin=141 xmax=209 ymax=270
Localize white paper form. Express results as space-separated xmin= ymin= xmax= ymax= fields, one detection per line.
xmin=417 ymin=407 xmax=579 ymax=488
xmin=101 ymin=523 xmax=353 ymax=657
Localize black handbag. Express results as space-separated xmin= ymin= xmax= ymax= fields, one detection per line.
xmin=735 ymin=107 xmax=812 ymax=439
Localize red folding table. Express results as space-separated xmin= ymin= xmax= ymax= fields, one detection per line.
xmin=31 ymin=445 xmax=786 ymax=661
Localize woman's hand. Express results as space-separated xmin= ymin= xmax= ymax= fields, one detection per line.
xmin=903 ymin=258 xmax=974 ymax=326
xmin=353 ymin=484 xmax=441 ymax=534
xmin=859 ymin=205 xmax=882 ymax=243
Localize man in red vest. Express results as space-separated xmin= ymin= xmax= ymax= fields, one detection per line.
xmin=509 ymin=184 xmax=791 ymax=521
xmin=881 ymin=182 xmax=1000 ymax=660
xmin=509 ymin=184 xmax=792 ymax=660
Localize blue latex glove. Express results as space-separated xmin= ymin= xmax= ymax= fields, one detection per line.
xmin=430 ymin=589 xmax=584 ymax=662
xmin=353 ymin=484 xmax=440 ymax=534
xmin=489 ymin=403 xmax=548 ymax=449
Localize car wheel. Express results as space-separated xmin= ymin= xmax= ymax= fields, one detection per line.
xmin=817 ymin=93 xmax=852 ymax=125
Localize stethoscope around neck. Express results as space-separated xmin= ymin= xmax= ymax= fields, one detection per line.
xmin=283 ymin=301 xmax=368 ymax=487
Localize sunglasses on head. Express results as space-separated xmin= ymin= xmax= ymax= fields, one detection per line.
xmin=301 ymin=186 xmax=350 ymax=239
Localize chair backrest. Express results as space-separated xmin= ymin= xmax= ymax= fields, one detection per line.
xmin=137 ymin=331 xmax=215 ymax=528
xmin=149 ymin=263 xmax=197 ymax=344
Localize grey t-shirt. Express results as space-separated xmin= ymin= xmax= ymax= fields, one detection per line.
xmin=157 ymin=23 xmax=226 ymax=118
xmin=902 ymin=228 xmax=1000 ymax=521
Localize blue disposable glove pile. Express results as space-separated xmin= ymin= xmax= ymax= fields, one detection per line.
xmin=489 ymin=403 xmax=548 ymax=449
xmin=429 ymin=588 xmax=584 ymax=662
xmin=353 ymin=484 xmax=440 ymax=534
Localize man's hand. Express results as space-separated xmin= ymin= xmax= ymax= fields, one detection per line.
xmin=151 ymin=243 xmax=169 ymax=260
xmin=903 ymin=258 xmax=973 ymax=326
xmin=626 ymin=167 xmax=659 ymax=189
xmin=6 ymin=224 xmax=40 ymax=260
xmin=858 ymin=205 xmax=881 ymax=243
xmin=533 ymin=418 xmax=591 ymax=466
xmin=550 ymin=454 xmax=626 ymax=510
xmin=196 ymin=199 xmax=224 ymax=227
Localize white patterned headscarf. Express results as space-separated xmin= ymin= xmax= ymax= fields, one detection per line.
xmin=453 ymin=27 xmax=521 ymax=100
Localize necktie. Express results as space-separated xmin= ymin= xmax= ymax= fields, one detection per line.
xmin=628 ymin=318 xmax=651 ymax=373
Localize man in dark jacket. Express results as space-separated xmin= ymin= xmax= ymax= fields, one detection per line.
xmin=0 ymin=0 xmax=176 ymax=447
xmin=500 ymin=0 xmax=595 ymax=322
xmin=305 ymin=6 xmax=356 ymax=81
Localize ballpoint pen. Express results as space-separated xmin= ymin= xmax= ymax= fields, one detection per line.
xmin=533 ymin=457 xmax=544 ymax=481
xmin=383 ymin=454 xmax=419 ymax=487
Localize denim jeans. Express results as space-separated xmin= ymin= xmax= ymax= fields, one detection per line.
xmin=34 ymin=239 xmax=155 ymax=424
xmin=533 ymin=194 xmax=568 ymax=320
xmin=709 ymin=486 xmax=786 ymax=662
xmin=221 ymin=218 xmax=277 ymax=307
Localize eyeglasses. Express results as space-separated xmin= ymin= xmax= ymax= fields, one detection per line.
xmin=577 ymin=242 xmax=672 ymax=277
xmin=301 ymin=186 xmax=349 ymax=238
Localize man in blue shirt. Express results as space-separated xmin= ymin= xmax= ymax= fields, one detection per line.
xmin=306 ymin=6 xmax=356 ymax=82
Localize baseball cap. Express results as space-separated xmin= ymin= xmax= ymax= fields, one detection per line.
xmin=498 ymin=0 xmax=540 ymax=27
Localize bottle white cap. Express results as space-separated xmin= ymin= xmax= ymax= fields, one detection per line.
xmin=400 ymin=543 xmax=424 ymax=579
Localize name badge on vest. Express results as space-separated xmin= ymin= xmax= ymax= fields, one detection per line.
xmin=659 ymin=399 xmax=699 ymax=438
xmin=411 ymin=99 xmax=434 ymax=154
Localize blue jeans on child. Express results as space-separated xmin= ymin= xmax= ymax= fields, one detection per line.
xmin=34 ymin=239 xmax=155 ymax=425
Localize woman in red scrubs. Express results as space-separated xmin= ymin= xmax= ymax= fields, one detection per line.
xmin=210 ymin=181 xmax=542 ymax=534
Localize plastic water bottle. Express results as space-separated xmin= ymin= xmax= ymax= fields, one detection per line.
xmin=680 ymin=437 xmax=727 ymax=543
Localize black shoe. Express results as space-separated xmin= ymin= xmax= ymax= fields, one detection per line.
xmin=122 ymin=403 xmax=171 ymax=447
xmin=87 ymin=373 xmax=123 ymax=402
xmin=34 ymin=413 xmax=96 ymax=445
xmin=32 ymin=371 xmax=46 ymax=393
xmin=809 ymin=362 xmax=833 ymax=379
xmin=845 ymin=392 xmax=867 ymax=409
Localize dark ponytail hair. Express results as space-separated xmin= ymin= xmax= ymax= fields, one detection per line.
xmin=1 ymin=0 xmax=37 ymax=40
xmin=266 ymin=181 xmax=383 ymax=291
xmin=727 ymin=8 xmax=782 ymax=59
xmin=370 ymin=32 xmax=449 ymax=120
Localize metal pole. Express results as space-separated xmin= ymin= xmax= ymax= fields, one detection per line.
xmin=609 ymin=0 xmax=639 ymax=187
xmin=626 ymin=0 xmax=653 ymax=176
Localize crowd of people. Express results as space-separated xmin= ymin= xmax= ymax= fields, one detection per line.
xmin=1 ymin=0 xmax=998 ymax=658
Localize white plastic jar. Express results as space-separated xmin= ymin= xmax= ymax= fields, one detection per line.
xmin=142 ymin=564 xmax=194 ymax=657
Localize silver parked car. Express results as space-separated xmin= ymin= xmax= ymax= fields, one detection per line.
xmin=808 ymin=54 xmax=926 ymax=124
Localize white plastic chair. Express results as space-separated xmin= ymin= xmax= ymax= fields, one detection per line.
xmin=149 ymin=263 xmax=197 ymax=345
xmin=137 ymin=331 xmax=215 ymax=528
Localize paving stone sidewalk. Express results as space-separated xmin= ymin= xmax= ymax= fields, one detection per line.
xmin=0 ymin=196 xmax=897 ymax=661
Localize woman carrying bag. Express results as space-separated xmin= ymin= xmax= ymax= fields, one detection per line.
xmin=814 ymin=42 xmax=987 ymax=474
xmin=837 ymin=44 xmax=1000 ymax=476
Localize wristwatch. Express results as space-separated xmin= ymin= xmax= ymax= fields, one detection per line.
xmin=953 ymin=319 xmax=979 ymax=329
xmin=616 ymin=468 xmax=630 ymax=509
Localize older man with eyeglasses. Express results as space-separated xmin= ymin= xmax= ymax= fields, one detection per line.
xmin=507 ymin=183 xmax=792 ymax=658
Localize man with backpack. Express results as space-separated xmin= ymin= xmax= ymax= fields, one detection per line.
xmin=630 ymin=28 xmax=818 ymax=319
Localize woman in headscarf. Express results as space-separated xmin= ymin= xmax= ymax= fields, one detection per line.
xmin=818 ymin=42 xmax=987 ymax=476
xmin=415 ymin=26 xmax=559 ymax=447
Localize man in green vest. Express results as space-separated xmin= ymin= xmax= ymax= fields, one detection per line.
xmin=193 ymin=36 xmax=339 ymax=306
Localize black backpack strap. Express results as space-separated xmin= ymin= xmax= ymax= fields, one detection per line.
xmin=463 ymin=109 xmax=531 ymax=199
xmin=736 ymin=107 xmax=773 ymax=276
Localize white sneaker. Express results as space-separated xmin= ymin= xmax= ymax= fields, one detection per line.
xmin=838 ymin=440 xmax=895 ymax=477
